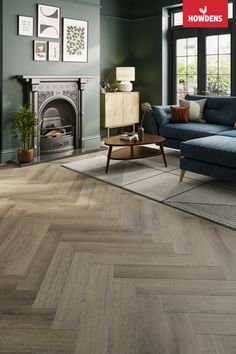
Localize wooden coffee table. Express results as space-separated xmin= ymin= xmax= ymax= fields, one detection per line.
xmin=104 ymin=134 xmax=167 ymax=173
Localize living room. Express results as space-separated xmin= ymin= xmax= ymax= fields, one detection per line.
xmin=0 ymin=0 xmax=236 ymax=353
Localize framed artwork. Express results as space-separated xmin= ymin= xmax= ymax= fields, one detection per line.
xmin=34 ymin=40 xmax=47 ymax=61
xmin=37 ymin=4 xmax=60 ymax=39
xmin=48 ymin=42 xmax=60 ymax=61
xmin=18 ymin=16 xmax=34 ymax=36
xmin=63 ymin=18 xmax=88 ymax=62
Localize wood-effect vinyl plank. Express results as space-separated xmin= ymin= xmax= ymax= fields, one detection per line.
xmin=75 ymin=265 xmax=113 ymax=354
xmin=33 ymin=242 xmax=76 ymax=309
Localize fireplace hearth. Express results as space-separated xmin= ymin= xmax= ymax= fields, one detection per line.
xmin=18 ymin=75 xmax=93 ymax=159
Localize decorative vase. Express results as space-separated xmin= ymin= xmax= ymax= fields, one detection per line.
xmin=138 ymin=125 xmax=144 ymax=141
xmin=18 ymin=148 xmax=34 ymax=163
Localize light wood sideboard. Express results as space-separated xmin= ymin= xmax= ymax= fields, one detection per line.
xmin=101 ymin=92 xmax=140 ymax=138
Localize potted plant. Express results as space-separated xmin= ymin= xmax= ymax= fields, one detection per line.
xmin=11 ymin=104 xmax=38 ymax=163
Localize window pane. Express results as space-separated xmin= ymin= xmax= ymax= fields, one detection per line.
xmin=174 ymin=12 xmax=183 ymax=26
xmin=187 ymin=75 xmax=197 ymax=93
xmin=177 ymin=91 xmax=187 ymax=101
xmin=206 ymin=36 xmax=218 ymax=55
xmin=206 ymin=34 xmax=231 ymax=96
xmin=177 ymin=57 xmax=186 ymax=74
xmin=219 ymin=76 xmax=231 ymax=95
xmin=219 ymin=34 xmax=230 ymax=54
xmin=187 ymin=38 xmax=197 ymax=56
xmin=207 ymin=56 xmax=218 ymax=75
xmin=228 ymin=2 xmax=233 ymax=19
xmin=219 ymin=55 xmax=230 ymax=74
xmin=177 ymin=75 xmax=187 ymax=92
xmin=176 ymin=39 xmax=187 ymax=56
xmin=206 ymin=75 xmax=219 ymax=95
xmin=187 ymin=56 xmax=197 ymax=74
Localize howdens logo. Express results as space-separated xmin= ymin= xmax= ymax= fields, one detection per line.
xmin=183 ymin=0 xmax=228 ymax=28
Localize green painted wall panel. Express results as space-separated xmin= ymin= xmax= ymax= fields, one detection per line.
xmin=1 ymin=0 xmax=100 ymax=162
xmin=131 ymin=16 xmax=163 ymax=104
xmin=100 ymin=15 xmax=131 ymax=82
xmin=101 ymin=0 xmax=132 ymax=18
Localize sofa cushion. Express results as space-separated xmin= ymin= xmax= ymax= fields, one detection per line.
xmin=159 ymin=123 xmax=232 ymax=141
xmin=181 ymin=136 xmax=236 ymax=169
xmin=170 ymin=106 xmax=189 ymax=123
xmin=218 ymin=130 xmax=236 ymax=138
xmin=185 ymin=95 xmax=236 ymax=127
xmin=179 ymin=98 xmax=206 ymax=122
xmin=152 ymin=106 xmax=171 ymax=127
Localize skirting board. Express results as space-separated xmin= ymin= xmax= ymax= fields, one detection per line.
xmin=83 ymin=135 xmax=101 ymax=150
xmin=0 ymin=148 xmax=17 ymax=164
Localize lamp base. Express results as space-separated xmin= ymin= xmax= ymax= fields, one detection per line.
xmin=118 ymin=81 xmax=133 ymax=92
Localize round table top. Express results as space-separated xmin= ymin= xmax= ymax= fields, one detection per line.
xmin=104 ymin=134 xmax=165 ymax=147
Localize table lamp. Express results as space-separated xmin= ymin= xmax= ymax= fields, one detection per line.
xmin=116 ymin=67 xmax=135 ymax=92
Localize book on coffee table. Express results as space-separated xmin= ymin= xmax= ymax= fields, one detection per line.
xmin=120 ymin=133 xmax=138 ymax=141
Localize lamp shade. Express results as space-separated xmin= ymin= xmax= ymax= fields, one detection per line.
xmin=116 ymin=67 xmax=135 ymax=82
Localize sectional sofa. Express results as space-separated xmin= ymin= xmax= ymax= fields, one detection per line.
xmin=144 ymin=95 xmax=236 ymax=182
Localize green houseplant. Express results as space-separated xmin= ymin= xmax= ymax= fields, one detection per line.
xmin=11 ymin=104 xmax=38 ymax=163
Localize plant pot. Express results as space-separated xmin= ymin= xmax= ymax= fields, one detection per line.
xmin=18 ymin=148 xmax=34 ymax=163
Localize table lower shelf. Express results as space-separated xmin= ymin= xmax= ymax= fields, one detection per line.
xmin=110 ymin=146 xmax=161 ymax=160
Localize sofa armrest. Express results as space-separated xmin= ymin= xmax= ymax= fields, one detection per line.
xmin=152 ymin=105 xmax=172 ymax=127
xmin=143 ymin=105 xmax=172 ymax=135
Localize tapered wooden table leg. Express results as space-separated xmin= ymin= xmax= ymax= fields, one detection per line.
xmin=106 ymin=146 xmax=113 ymax=174
xmin=160 ymin=143 xmax=167 ymax=167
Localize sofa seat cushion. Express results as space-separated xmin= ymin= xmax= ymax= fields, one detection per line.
xmin=181 ymin=136 xmax=236 ymax=169
xmin=218 ymin=129 xmax=236 ymax=138
xmin=159 ymin=123 xmax=232 ymax=141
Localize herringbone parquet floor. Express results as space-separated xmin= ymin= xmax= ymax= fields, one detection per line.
xmin=1 ymin=151 xmax=236 ymax=354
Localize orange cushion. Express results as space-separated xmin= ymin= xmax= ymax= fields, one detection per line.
xmin=171 ymin=106 xmax=189 ymax=123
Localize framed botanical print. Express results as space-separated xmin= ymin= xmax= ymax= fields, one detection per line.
xmin=37 ymin=4 xmax=60 ymax=39
xmin=63 ymin=18 xmax=88 ymax=62
xmin=34 ymin=40 xmax=47 ymax=61
xmin=48 ymin=42 xmax=60 ymax=61
xmin=18 ymin=16 xmax=34 ymax=36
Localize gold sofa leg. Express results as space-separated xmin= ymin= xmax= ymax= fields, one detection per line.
xmin=179 ymin=169 xmax=186 ymax=182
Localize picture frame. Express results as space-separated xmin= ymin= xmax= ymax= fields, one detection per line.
xmin=63 ymin=18 xmax=88 ymax=63
xmin=48 ymin=42 xmax=60 ymax=61
xmin=34 ymin=40 xmax=47 ymax=61
xmin=37 ymin=4 xmax=60 ymax=39
xmin=18 ymin=15 xmax=34 ymax=36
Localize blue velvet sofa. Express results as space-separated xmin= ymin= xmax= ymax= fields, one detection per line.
xmin=144 ymin=95 xmax=236 ymax=182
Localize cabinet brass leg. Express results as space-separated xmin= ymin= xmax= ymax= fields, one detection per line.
xmin=179 ymin=169 xmax=186 ymax=182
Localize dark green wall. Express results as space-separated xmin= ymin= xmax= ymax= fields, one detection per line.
xmin=100 ymin=16 xmax=132 ymax=83
xmin=100 ymin=0 xmax=132 ymax=86
xmin=101 ymin=0 xmax=132 ymax=19
xmin=131 ymin=16 xmax=163 ymax=104
xmin=1 ymin=0 xmax=100 ymax=163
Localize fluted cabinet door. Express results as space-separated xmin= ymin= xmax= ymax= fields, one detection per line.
xmin=104 ymin=93 xmax=123 ymax=128
xmin=101 ymin=92 xmax=140 ymax=131
xmin=123 ymin=92 xmax=139 ymax=125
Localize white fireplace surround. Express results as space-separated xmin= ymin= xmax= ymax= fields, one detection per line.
xmin=18 ymin=75 xmax=94 ymax=158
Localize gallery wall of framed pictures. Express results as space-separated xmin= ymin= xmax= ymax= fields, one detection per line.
xmin=17 ymin=3 xmax=88 ymax=63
